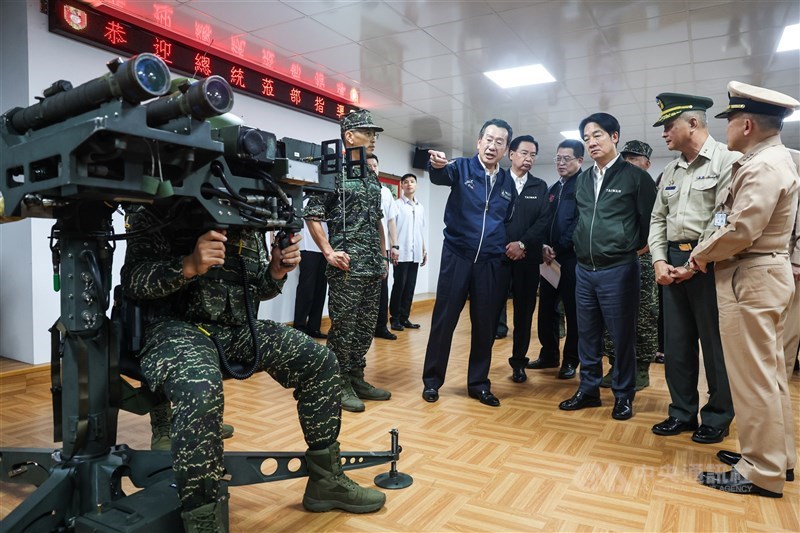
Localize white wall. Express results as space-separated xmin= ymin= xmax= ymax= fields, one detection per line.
xmin=0 ymin=1 xmax=442 ymax=362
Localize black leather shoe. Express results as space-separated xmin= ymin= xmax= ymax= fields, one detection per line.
xmin=374 ymin=328 xmax=397 ymax=340
xmin=558 ymin=363 xmax=576 ymax=379
xmin=306 ymin=329 xmax=328 ymax=339
xmin=512 ymin=368 xmax=527 ymax=383
xmin=654 ymin=352 xmax=665 ymax=364
xmin=422 ymin=388 xmax=439 ymax=403
xmin=495 ymin=331 xmax=507 ymax=339
xmin=651 ymin=416 xmax=698 ymax=436
xmin=716 ymin=450 xmax=794 ymax=481
xmin=527 ymin=358 xmax=559 ymax=369
xmin=469 ymin=390 xmax=500 ymax=407
xmin=716 ymin=449 xmax=741 ymax=466
xmin=401 ymin=319 xmax=420 ymax=329
xmin=691 ymin=425 xmax=729 ymax=444
xmin=390 ymin=320 xmax=404 ymax=331
xmin=558 ymin=391 xmax=601 ymax=411
xmin=612 ymin=397 xmax=633 ymax=420
xmin=699 ymin=468 xmax=782 ymax=498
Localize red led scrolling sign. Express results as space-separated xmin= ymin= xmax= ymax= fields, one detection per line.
xmin=50 ymin=0 xmax=360 ymax=122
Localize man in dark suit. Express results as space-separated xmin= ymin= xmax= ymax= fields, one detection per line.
xmin=532 ymin=139 xmax=584 ymax=379
xmin=502 ymin=135 xmax=551 ymax=383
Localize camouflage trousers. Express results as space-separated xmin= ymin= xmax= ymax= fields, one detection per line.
xmin=326 ymin=273 xmax=382 ymax=374
xmin=138 ymin=319 xmax=342 ymax=511
xmin=604 ymin=253 xmax=659 ymax=363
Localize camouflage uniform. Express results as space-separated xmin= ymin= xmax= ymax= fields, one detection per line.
xmin=303 ymin=164 xmax=384 ymax=374
xmin=121 ymin=206 xmax=342 ymax=511
xmin=603 ymin=252 xmax=659 ymax=363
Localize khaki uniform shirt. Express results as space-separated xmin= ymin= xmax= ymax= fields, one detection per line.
xmin=691 ymin=135 xmax=800 ymax=263
xmin=789 ymin=149 xmax=800 ymax=267
xmin=649 ymin=135 xmax=740 ymax=264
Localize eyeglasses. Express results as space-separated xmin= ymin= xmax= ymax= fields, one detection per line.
xmin=354 ymin=129 xmax=379 ymax=140
xmin=553 ymin=156 xmax=576 ymax=163
xmin=481 ymin=135 xmax=507 ymax=148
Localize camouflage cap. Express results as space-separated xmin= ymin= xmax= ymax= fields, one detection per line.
xmin=340 ymin=109 xmax=384 ymax=133
xmin=715 ymin=80 xmax=800 ymax=119
xmin=653 ymin=93 xmax=713 ymax=126
xmin=620 ymin=140 xmax=653 ymax=160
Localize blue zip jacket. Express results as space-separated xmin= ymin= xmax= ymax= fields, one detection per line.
xmin=429 ymin=154 xmax=515 ymax=262
xmin=545 ymin=171 xmax=580 ymax=259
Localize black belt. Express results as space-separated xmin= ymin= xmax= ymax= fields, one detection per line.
xmin=668 ymin=240 xmax=698 ymax=251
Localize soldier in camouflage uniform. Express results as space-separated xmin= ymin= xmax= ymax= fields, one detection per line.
xmin=304 ymin=110 xmax=390 ymax=413
xmin=601 ymin=141 xmax=659 ymax=391
xmin=121 ymin=205 xmax=385 ymax=532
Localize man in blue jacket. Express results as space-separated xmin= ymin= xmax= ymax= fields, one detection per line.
xmin=532 ymin=139 xmax=584 ymax=379
xmin=558 ymin=113 xmax=657 ymax=420
xmin=422 ymin=118 xmax=515 ymax=407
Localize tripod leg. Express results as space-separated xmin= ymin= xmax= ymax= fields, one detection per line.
xmin=1 ymin=465 xmax=74 ymax=533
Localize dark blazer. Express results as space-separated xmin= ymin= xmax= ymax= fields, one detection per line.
xmin=505 ymin=173 xmax=551 ymax=264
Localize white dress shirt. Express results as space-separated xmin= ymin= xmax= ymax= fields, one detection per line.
xmin=394 ymin=196 xmax=426 ymax=263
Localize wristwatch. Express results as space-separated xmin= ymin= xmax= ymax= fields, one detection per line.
xmin=683 ymin=260 xmax=698 ymax=274
xmin=517 ymin=241 xmax=526 ymax=251
xmin=391 ymin=245 xmax=399 ymax=250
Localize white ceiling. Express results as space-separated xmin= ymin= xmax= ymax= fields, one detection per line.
xmin=131 ymin=0 xmax=800 ymax=160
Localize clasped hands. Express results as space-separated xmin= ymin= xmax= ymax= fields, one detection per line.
xmin=654 ymin=257 xmax=707 ymax=285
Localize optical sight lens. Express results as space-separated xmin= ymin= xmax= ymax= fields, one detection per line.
xmin=133 ymin=54 xmax=170 ymax=97
xmin=204 ymin=77 xmax=233 ymax=114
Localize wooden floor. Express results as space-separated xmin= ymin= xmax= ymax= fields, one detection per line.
xmin=2 ymin=300 xmax=799 ymax=531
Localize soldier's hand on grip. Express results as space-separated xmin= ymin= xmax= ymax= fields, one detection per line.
xmin=182 ymin=230 xmax=227 ymax=278
xmin=270 ymin=232 xmax=302 ymax=279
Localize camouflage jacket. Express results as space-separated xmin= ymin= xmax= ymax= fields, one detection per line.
xmin=303 ymin=164 xmax=384 ymax=277
xmin=120 ymin=205 xmax=285 ymax=327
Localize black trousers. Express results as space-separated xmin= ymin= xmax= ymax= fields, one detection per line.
xmin=537 ymin=254 xmax=578 ymax=367
xmin=423 ymin=244 xmax=511 ymax=394
xmin=293 ymin=250 xmax=328 ymax=332
xmin=663 ymin=247 xmax=733 ymax=429
xmin=390 ymin=261 xmax=419 ymax=323
xmin=507 ymin=258 xmax=540 ymax=369
xmin=376 ymin=275 xmax=389 ymax=330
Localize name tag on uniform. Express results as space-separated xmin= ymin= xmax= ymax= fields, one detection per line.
xmin=500 ymin=189 xmax=512 ymax=201
xmin=665 ymin=185 xmax=677 ymax=191
xmin=714 ymin=212 xmax=727 ymax=227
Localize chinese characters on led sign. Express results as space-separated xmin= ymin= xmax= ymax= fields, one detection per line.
xmin=52 ymin=0 xmax=359 ymax=122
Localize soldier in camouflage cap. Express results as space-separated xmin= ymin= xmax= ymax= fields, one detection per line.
xmin=620 ymin=140 xmax=653 ymax=171
xmin=121 ymin=207 xmax=385 ymax=531
xmin=340 ymin=108 xmax=384 ymax=134
xmin=304 ymin=109 xmax=391 ymax=413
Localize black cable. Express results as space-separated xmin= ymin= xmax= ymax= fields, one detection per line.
xmin=215 ymin=254 xmax=263 ymax=380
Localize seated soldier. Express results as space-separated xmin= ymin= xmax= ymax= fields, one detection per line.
xmin=120 ymin=205 xmax=385 ymax=532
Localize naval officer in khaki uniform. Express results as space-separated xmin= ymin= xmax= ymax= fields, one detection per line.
xmin=783 ymin=149 xmax=800 ymax=375
xmin=690 ymin=81 xmax=800 ymax=498
xmin=648 ymin=93 xmax=738 ymax=444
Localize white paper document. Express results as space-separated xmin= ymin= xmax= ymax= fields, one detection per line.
xmin=539 ymin=260 xmax=561 ymax=288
